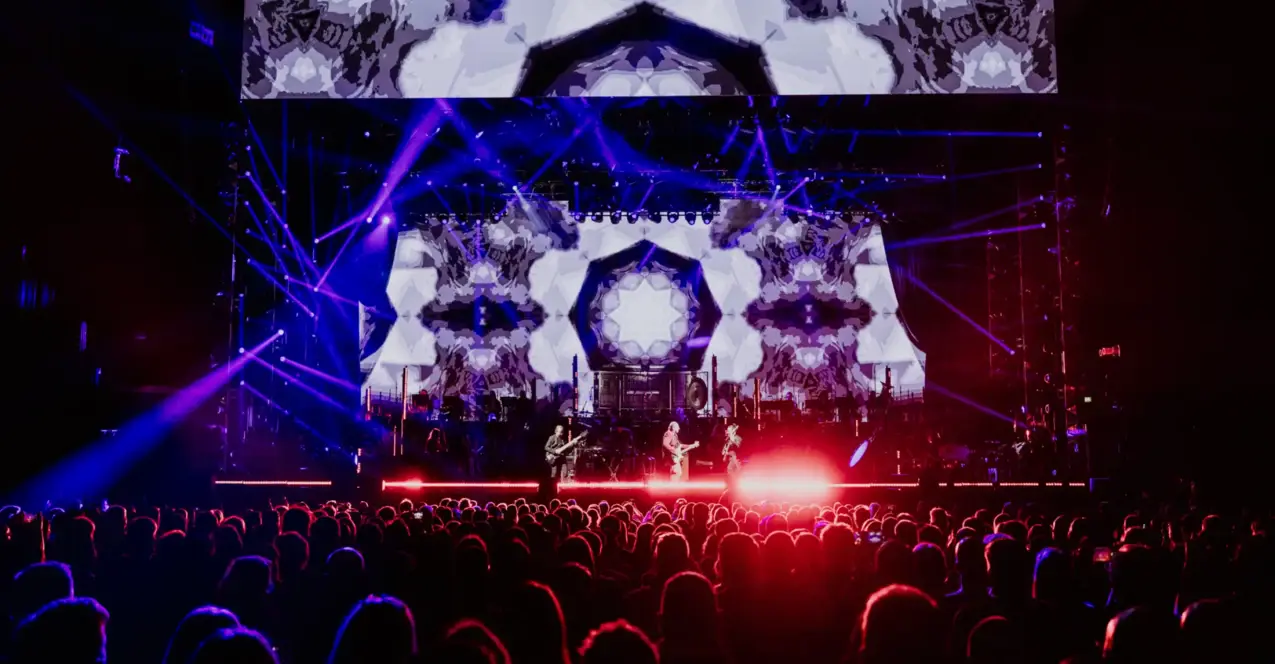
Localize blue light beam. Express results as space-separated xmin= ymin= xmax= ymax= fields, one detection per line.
xmin=897 ymin=269 xmax=1016 ymax=355
xmin=11 ymin=331 xmax=283 ymax=507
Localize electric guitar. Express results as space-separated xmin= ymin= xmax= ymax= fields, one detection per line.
xmin=670 ymin=441 xmax=699 ymax=465
xmin=545 ymin=433 xmax=587 ymax=464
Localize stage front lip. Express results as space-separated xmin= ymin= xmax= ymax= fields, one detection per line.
xmin=213 ymin=480 xmax=333 ymax=487
xmin=377 ymin=480 xmax=1085 ymax=492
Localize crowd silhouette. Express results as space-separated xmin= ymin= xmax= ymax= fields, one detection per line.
xmin=0 ymin=493 xmax=1269 ymax=663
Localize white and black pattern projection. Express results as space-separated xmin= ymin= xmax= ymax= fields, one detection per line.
xmin=242 ymin=0 xmax=1056 ymax=98
xmin=360 ymin=200 xmax=925 ymax=412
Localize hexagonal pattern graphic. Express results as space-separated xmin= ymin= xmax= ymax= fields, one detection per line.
xmin=568 ymin=240 xmax=722 ymax=370
xmin=362 ymin=202 xmax=573 ymax=399
xmin=365 ymin=199 xmax=924 ymax=413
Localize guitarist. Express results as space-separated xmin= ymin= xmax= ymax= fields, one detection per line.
xmin=544 ymin=425 xmax=586 ymax=481
xmin=722 ymin=423 xmax=744 ymax=477
xmin=662 ymin=422 xmax=699 ymax=482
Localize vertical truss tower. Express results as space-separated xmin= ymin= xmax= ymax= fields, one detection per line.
xmin=984 ymin=124 xmax=1086 ymax=476
xmin=1052 ymin=125 xmax=1086 ymax=469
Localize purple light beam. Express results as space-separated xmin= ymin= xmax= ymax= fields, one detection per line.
xmin=13 ymin=330 xmax=283 ymax=507
xmin=898 ymin=269 xmax=1016 ymax=356
xmin=279 ymin=357 xmax=360 ymax=392
xmin=887 ymin=223 xmax=1046 ymax=250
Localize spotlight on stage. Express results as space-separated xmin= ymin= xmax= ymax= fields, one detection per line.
xmin=849 ymin=440 xmax=870 ymax=468
xmin=735 ymin=450 xmax=836 ymax=501
xmin=737 ymin=474 xmax=833 ymax=501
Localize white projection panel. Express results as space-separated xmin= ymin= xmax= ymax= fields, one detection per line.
xmin=243 ymin=0 xmax=1056 ymax=98
xmin=361 ymin=201 xmax=925 ymax=410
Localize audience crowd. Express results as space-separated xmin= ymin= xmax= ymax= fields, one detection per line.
xmin=1 ymin=491 xmax=1269 ymax=663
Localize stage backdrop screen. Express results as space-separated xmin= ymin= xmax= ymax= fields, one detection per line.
xmin=243 ymin=0 xmax=1056 ymax=99
xmin=359 ymin=200 xmax=925 ymax=416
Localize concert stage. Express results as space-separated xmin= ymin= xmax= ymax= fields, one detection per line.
xmin=182 ymin=98 xmax=1089 ymax=504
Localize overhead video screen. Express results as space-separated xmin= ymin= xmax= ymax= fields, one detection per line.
xmin=243 ymin=0 xmax=1057 ymax=99
xmin=359 ymin=201 xmax=926 ymax=415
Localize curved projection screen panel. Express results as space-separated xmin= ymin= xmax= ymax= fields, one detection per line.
xmin=243 ymin=0 xmax=1057 ymax=99
xmin=359 ymin=201 xmax=926 ymax=416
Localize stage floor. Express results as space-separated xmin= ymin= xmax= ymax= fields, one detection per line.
xmin=213 ymin=477 xmax=1091 ymax=507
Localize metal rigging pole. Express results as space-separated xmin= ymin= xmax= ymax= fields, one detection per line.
xmin=221 ymin=124 xmax=248 ymax=474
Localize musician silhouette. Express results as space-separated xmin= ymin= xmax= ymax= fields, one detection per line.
xmin=545 ymin=425 xmax=585 ymax=481
xmin=662 ymin=422 xmax=698 ymax=482
xmin=722 ymin=423 xmax=743 ymax=477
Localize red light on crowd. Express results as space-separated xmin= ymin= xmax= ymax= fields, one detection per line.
xmin=1099 ymin=345 xmax=1120 ymax=357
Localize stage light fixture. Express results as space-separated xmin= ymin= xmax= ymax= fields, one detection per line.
xmin=380 ymin=214 xmax=393 ymax=225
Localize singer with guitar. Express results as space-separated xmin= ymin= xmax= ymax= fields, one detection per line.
xmin=662 ymin=422 xmax=699 ymax=482
xmin=722 ymin=423 xmax=743 ymax=477
xmin=544 ymin=425 xmax=587 ymax=481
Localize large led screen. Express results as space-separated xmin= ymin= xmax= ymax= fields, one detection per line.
xmin=243 ymin=0 xmax=1057 ymax=99
xmin=359 ymin=200 xmax=926 ymax=415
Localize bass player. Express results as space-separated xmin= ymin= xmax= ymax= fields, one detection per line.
xmin=544 ymin=425 xmax=586 ymax=481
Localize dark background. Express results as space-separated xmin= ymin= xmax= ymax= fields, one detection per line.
xmin=2 ymin=1 xmax=1260 ymax=495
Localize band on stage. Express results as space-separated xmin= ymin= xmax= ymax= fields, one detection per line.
xmin=542 ymin=420 xmax=742 ymax=483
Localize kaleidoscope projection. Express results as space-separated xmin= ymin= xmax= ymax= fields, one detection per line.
xmin=360 ymin=200 xmax=575 ymax=400
xmin=569 ymin=240 xmax=721 ymax=369
xmin=710 ymin=200 xmax=926 ymax=403
xmin=361 ymin=200 xmax=925 ymax=412
xmin=242 ymin=0 xmax=1056 ymax=98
